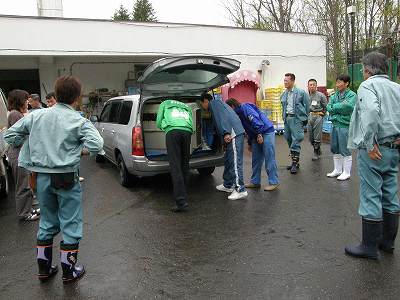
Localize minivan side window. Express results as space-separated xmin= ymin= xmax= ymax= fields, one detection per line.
xmin=108 ymin=101 xmax=122 ymax=123
xmin=100 ymin=102 xmax=112 ymax=123
xmin=119 ymin=101 xmax=133 ymax=125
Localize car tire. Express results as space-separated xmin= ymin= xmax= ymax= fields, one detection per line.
xmin=117 ymin=154 xmax=133 ymax=187
xmin=197 ymin=166 xmax=215 ymax=176
xmin=95 ymin=154 xmax=106 ymax=163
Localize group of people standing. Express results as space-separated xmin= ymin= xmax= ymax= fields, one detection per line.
xmin=158 ymin=51 xmax=400 ymax=262
xmin=280 ymin=52 xmax=400 ymax=260
xmin=280 ymin=71 xmax=357 ymax=181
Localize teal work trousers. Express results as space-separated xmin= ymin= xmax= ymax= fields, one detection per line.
xmin=36 ymin=173 xmax=83 ymax=244
xmin=358 ymin=147 xmax=400 ymax=220
xmin=284 ymin=116 xmax=304 ymax=153
xmin=331 ymin=126 xmax=351 ymax=156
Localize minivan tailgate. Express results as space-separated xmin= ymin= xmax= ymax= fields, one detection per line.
xmin=138 ymin=56 xmax=240 ymax=97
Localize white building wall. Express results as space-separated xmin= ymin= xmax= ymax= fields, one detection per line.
xmin=0 ymin=16 xmax=327 ymax=95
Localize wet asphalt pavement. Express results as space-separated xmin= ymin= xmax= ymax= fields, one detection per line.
xmin=1 ymin=135 xmax=400 ymax=299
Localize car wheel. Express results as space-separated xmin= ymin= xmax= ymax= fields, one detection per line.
xmin=117 ymin=154 xmax=132 ymax=187
xmin=197 ymin=166 xmax=215 ymax=176
xmin=95 ymin=154 xmax=106 ymax=163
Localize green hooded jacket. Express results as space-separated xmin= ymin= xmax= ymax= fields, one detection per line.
xmin=156 ymin=100 xmax=193 ymax=134
xmin=327 ymin=88 xmax=356 ymax=128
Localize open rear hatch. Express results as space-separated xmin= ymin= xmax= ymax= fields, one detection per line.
xmin=138 ymin=56 xmax=240 ymax=97
xmin=138 ymin=56 xmax=240 ymax=160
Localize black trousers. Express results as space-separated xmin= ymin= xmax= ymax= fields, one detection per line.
xmin=166 ymin=129 xmax=191 ymax=206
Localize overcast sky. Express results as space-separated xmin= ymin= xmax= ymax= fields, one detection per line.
xmin=0 ymin=0 xmax=232 ymax=26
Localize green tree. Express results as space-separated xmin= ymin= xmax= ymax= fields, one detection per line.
xmin=132 ymin=0 xmax=157 ymax=22
xmin=112 ymin=4 xmax=131 ymax=21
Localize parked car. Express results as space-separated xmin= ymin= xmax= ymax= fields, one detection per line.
xmin=91 ymin=56 xmax=241 ymax=186
xmin=0 ymin=88 xmax=9 ymax=197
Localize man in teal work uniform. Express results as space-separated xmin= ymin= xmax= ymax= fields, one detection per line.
xmin=280 ymin=73 xmax=310 ymax=174
xmin=157 ymin=99 xmax=194 ymax=212
xmin=5 ymin=76 xmax=104 ymax=283
xmin=326 ymin=75 xmax=356 ymax=181
xmin=307 ymin=79 xmax=327 ymax=161
xmin=345 ymin=52 xmax=400 ymax=260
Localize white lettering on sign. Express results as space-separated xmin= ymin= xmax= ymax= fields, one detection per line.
xmin=171 ymin=109 xmax=189 ymax=120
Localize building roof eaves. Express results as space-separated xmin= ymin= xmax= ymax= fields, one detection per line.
xmin=0 ymin=14 xmax=326 ymax=38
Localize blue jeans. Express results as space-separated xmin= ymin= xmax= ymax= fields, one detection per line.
xmin=284 ymin=116 xmax=304 ymax=153
xmin=358 ymin=147 xmax=400 ymax=220
xmin=202 ymin=118 xmax=214 ymax=146
xmin=223 ymin=134 xmax=245 ymax=192
xmin=251 ymin=132 xmax=279 ymax=185
xmin=330 ymin=126 xmax=351 ymax=156
xmin=36 ymin=173 xmax=83 ymax=244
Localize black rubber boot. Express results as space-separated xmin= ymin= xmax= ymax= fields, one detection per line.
xmin=171 ymin=201 xmax=189 ymax=213
xmin=379 ymin=210 xmax=399 ymax=253
xmin=345 ymin=219 xmax=382 ymax=260
xmin=37 ymin=239 xmax=58 ymax=282
xmin=316 ymin=143 xmax=322 ymax=156
xmin=290 ymin=151 xmax=300 ymax=174
xmin=60 ymin=242 xmax=85 ymax=284
xmin=312 ymin=143 xmax=320 ymax=161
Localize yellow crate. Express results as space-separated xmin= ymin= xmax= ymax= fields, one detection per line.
xmin=265 ymin=87 xmax=281 ymax=93
xmin=212 ymin=87 xmax=222 ymax=94
xmin=256 ymin=100 xmax=272 ymax=109
xmin=266 ymin=93 xmax=281 ymax=98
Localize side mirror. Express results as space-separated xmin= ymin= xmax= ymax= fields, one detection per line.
xmin=90 ymin=115 xmax=99 ymax=123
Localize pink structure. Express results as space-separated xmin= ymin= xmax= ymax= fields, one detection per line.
xmin=221 ymin=70 xmax=260 ymax=104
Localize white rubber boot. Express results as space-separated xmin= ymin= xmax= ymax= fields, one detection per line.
xmin=337 ymin=156 xmax=352 ymax=181
xmin=327 ymin=154 xmax=343 ymax=177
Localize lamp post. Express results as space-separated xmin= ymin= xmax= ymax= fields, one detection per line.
xmin=347 ymin=5 xmax=356 ymax=91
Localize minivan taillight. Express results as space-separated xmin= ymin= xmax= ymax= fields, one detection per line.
xmin=132 ymin=126 xmax=144 ymax=156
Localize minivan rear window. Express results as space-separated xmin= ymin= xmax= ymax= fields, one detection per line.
xmin=145 ymin=69 xmax=218 ymax=84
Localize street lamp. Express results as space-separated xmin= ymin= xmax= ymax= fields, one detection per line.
xmin=347 ymin=5 xmax=357 ymax=90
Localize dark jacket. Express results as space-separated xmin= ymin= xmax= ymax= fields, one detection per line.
xmin=234 ymin=103 xmax=274 ymax=141
xmin=209 ymin=98 xmax=244 ymax=139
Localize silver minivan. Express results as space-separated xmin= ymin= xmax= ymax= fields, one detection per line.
xmin=91 ymin=56 xmax=241 ymax=186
